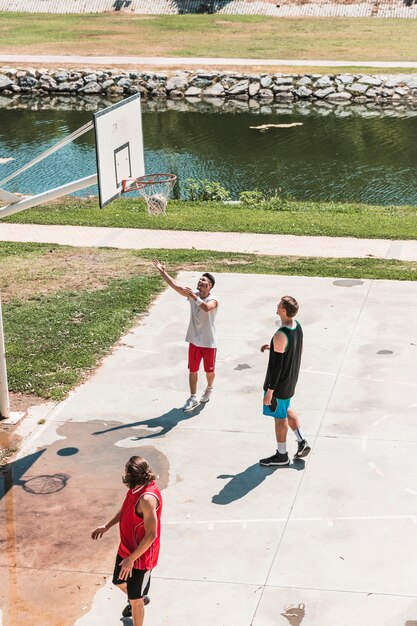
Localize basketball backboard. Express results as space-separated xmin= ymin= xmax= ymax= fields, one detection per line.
xmin=94 ymin=94 xmax=145 ymax=208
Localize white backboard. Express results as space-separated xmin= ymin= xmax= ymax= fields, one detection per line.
xmin=94 ymin=94 xmax=145 ymax=208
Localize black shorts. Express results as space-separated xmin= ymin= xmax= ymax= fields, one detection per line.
xmin=112 ymin=554 xmax=152 ymax=600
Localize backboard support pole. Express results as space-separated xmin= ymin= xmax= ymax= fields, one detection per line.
xmin=0 ymin=296 xmax=10 ymax=419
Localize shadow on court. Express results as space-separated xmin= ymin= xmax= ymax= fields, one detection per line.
xmin=212 ymin=459 xmax=305 ymax=505
xmin=92 ymin=405 xmax=206 ymax=440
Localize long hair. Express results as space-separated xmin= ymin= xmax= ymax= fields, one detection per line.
xmin=123 ymin=456 xmax=156 ymax=489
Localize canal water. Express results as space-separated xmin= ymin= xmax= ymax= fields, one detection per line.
xmin=0 ymin=97 xmax=417 ymax=205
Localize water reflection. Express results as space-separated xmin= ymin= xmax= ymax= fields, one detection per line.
xmin=0 ymin=96 xmax=416 ymax=205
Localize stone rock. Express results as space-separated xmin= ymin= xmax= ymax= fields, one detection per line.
xmin=275 ymin=92 xmax=294 ymax=100
xmin=166 ymin=74 xmax=188 ymax=92
xmin=191 ymin=77 xmax=212 ymax=88
xmin=384 ymin=78 xmax=401 ymax=88
xmin=227 ymin=79 xmax=249 ymax=95
xmin=273 ymin=83 xmax=293 ymax=93
xmin=406 ymin=78 xmax=417 ymax=90
xmin=117 ymin=78 xmax=131 ymax=88
xmin=19 ymin=76 xmax=37 ymax=88
xmin=366 ymin=88 xmax=379 ymax=98
xmin=54 ymin=72 xmax=69 ymax=83
xmin=154 ymin=73 xmax=168 ymax=80
xmin=274 ymin=76 xmax=293 ymax=86
xmin=0 ymin=75 xmax=13 ymax=90
xmin=185 ymin=86 xmax=202 ymax=96
xmin=297 ymin=76 xmax=312 ymax=86
xmin=69 ymin=72 xmax=82 ymax=81
xmin=314 ymin=75 xmax=333 ymax=87
xmin=294 ymin=86 xmax=313 ymax=98
xmin=56 ymin=81 xmax=78 ymax=92
xmin=129 ymin=72 xmax=140 ymax=80
xmin=203 ymin=82 xmax=225 ymax=97
xmin=258 ymin=88 xmax=274 ymax=100
xmin=381 ymin=88 xmax=394 ymax=97
xmin=314 ymin=87 xmax=335 ymax=99
xmin=260 ymin=75 xmax=272 ymax=88
xmin=337 ymin=74 xmax=354 ymax=84
xmin=346 ymin=82 xmax=368 ymax=95
xmin=170 ymin=89 xmax=184 ymax=99
xmin=10 ymin=84 xmax=21 ymax=93
xmin=108 ymin=85 xmax=124 ymax=96
xmin=84 ymin=73 xmax=98 ymax=83
xmin=16 ymin=70 xmax=26 ymax=78
xmin=395 ymin=87 xmax=409 ymax=96
xmin=78 ymin=81 xmax=102 ymax=94
xmin=326 ymin=91 xmax=352 ymax=101
xmin=358 ymin=75 xmax=382 ymax=86
xmin=249 ymin=81 xmax=260 ymax=97
xmin=101 ymin=79 xmax=114 ymax=90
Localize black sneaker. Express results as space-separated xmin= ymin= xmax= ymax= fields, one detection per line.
xmin=294 ymin=440 xmax=311 ymax=459
xmin=259 ymin=452 xmax=290 ymax=466
xmin=122 ymin=597 xmax=150 ymax=618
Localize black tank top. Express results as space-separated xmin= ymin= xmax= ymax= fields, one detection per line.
xmin=263 ymin=321 xmax=303 ymax=399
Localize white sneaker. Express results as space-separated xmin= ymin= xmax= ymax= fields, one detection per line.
xmin=200 ymin=387 xmax=213 ymax=403
xmin=183 ymin=396 xmax=199 ymax=412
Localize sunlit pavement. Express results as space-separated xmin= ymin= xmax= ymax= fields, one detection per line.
xmin=0 ymin=223 xmax=416 ymax=260
xmin=1 ymin=271 xmax=417 ymax=626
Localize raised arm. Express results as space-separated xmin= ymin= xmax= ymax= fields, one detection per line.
xmin=153 ymin=260 xmax=189 ymax=297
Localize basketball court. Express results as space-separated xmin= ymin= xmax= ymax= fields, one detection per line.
xmin=1 ymin=271 xmax=416 ymax=626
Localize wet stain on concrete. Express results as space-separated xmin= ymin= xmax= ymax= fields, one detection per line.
xmin=234 ymin=363 xmax=251 ymax=370
xmin=0 ymin=419 xmax=169 ymax=626
xmin=377 ymin=349 xmax=394 ymax=355
xmin=333 ymin=279 xmax=364 ymax=287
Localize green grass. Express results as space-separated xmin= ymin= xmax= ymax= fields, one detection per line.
xmin=4 ymin=273 xmax=163 ymax=400
xmin=3 ymin=197 xmax=416 ymax=240
xmin=1 ymin=242 xmax=416 ymax=402
xmin=0 ymin=13 xmax=416 ymax=65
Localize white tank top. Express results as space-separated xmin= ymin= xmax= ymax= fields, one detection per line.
xmin=185 ymin=291 xmax=218 ymax=348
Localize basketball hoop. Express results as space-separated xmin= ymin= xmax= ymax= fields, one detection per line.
xmin=122 ymin=173 xmax=177 ymax=216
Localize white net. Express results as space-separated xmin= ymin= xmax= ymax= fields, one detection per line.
xmin=122 ymin=173 xmax=176 ymax=217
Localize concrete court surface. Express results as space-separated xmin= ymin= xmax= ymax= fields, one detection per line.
xmin=1 ymin=271 xmax=417 ymax=626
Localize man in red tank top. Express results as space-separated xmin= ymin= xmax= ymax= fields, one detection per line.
xmin=91 ymin=456 xmax=162 ymax=626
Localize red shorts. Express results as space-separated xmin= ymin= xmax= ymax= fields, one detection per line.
xmin=188 ymin=343 xmax=216 ymax=373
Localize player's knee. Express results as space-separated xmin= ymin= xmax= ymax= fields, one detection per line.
xmin=129 ymin=597 xmax=144 ymax=606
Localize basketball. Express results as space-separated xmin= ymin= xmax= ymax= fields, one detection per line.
xmin=147 ymin=193 xmax=168 ymax=216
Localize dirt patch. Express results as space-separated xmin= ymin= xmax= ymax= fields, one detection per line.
xmin=0 ymin=248 xmax=153 ymax=303
xmin=0 ymin=418 xmax=169 ymax=626
xmin=8 ymin=393 xmax=47 ymax=414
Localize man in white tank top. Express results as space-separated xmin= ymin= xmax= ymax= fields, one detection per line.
xmin=153 ymin=260 xmax=218 ymax=411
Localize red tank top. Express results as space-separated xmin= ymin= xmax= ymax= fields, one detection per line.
xmin=117 ymin=481 xmax=162 ymax=570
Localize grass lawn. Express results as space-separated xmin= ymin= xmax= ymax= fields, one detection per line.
xmin=0 ymin=13 xmax=416 ymax=64
xmin=3 ymin=197 xmax=416 ymax=240
xmin=1 ymin=242 xmax=416 ymax=404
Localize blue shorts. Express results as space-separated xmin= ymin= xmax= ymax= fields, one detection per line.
xmin=263 ymin=394 xmax=291 ymax=419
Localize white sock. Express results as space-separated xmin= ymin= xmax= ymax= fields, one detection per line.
xmin=190 ymin=394 xmax=197 ymax=398
xmin=294 ymin=428 xmax=304 ymax=443
xmin=277 ymin=442 xmax=287 ymax=455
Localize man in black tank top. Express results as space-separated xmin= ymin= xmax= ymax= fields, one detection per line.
xmin=259 ymin=296 xmax=311 ymax=466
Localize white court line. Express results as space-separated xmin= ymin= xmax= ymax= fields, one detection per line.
xmin=165 ymin=514 xmax=417 ymax=526
xmin=361 ymin=437 xmax=368 ymax=450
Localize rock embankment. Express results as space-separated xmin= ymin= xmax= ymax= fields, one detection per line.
xmin=1 ymin=68 xmax=417 ymax=103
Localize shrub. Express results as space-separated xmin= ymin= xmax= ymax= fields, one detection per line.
xmin=184 ymin=178 xmax=231 ymax=202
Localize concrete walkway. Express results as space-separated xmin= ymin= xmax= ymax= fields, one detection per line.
xmin=0 ymin=222 xmax=416 ymax=260
xmin=1 ymin=54 xmax=417 ymax=69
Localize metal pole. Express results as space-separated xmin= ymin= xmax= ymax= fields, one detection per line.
xmin=0 ymin=294 xmax=10 ymax=419
xmin=0 ymin=174 xmax=98 ymax=219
